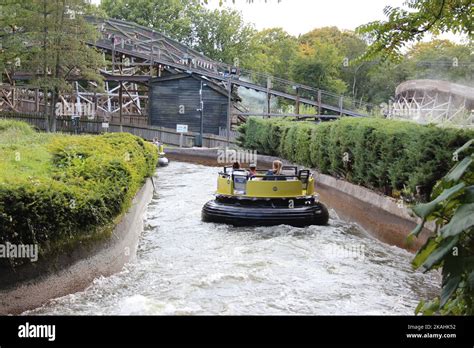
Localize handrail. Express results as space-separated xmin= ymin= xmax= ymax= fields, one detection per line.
xmin=85 ymin=16 xmax=377 ymax=116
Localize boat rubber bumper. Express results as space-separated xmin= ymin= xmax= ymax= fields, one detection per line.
xmin=202 ymin=200 xmax=329 ymax=227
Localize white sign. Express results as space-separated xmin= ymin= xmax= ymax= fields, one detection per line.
xmin=176 ymin=124 xmax=188 ymax=133
xmin=102 ymin=122 xmax=109 ymax=128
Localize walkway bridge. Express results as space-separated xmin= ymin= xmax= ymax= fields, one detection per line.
xmin=1 ymin=17 xmax=378 ymax=142
xmin=88 ymin=17 xmax=373 ymax=117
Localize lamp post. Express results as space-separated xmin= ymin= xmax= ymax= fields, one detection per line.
xmin=197 ymin=80 xmax=206 ymax=147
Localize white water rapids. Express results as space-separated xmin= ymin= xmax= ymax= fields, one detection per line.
xmin=27 ymin=161 xmax=439 ymax=315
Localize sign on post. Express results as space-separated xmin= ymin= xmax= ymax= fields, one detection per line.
xmin=176 ymin=124 xmax=188 ymax=148
xmin=176 ymin=124 xmax=188 ymax=133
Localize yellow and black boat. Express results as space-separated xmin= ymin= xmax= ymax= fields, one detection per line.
xmin=202 ymin=166 xmax=329 ymax=227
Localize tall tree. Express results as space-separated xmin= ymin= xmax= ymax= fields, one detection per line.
xmin=100 ymin=0 xmax=203 ymax=46
xmin=250 ymin=28 xmax=297 ymax=79
xmin=0 ymin=0 xmax=104 ymax=131
xmin=404 ymin=39 xmax=473 ymax=84
xmin=193 ymin=8 xmax=256 ymax=65
xmin=291 ymin=40 xmax=347 ymax=94
xmin=299 ymin=27 xmax=371 ymax=99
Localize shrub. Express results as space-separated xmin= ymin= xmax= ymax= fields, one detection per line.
xmin=239 ymin=116 xmax=474 ymax=200
xmin=293 ymin=123 xmax=313 ymax=167
xmin=309 ymin=122 xmax=333 ymax=173
xmin=0 ymin=121 xmax=158 ymax=264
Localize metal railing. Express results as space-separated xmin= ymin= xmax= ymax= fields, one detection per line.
xmin=0 ymin=112 xmax=237 ymax=148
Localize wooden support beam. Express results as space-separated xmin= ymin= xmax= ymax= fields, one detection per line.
xmin=119 ymin=82 xmax=123 ymax=132
xmin=35 ymin=89 xmax=40 ymax=112
xmin=295 ymin=86 xmax=300 ymax=116
xmin=317 ymin=90 xmax=322 ymax=115
xmin=94 ymin=92 xmax=98 ymax=120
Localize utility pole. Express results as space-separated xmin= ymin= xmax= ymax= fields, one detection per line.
xmin=197 ymin=80 xmax=206 ymax=147
xmin=227 ymin=77 xmax=232 ymax=144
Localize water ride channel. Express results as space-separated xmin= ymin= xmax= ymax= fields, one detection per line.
xmin=28 ymin=161 xmax=439 ymax=315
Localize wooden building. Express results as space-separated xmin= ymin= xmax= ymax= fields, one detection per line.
xmin=148 ymin=73 xmax=232 ymax=135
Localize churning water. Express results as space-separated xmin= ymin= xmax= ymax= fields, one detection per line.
xmin=28 ymin=161 xmax=439 ymax=315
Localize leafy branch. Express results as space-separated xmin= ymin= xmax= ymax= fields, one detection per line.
xmin=410 ymin=139 xmax=474 ymax=315
xmin=356 ymin=0 xmax=473 ymax=61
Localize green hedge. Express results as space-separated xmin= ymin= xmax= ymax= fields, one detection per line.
xmin=238 ymin=117 xmax=474 ymax=199
xmin=0 ymin=121 xmax=158 ymax=263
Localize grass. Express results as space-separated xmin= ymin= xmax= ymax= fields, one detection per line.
xmin=0 ymin=120 xmax=158 ymax=265
xmin=0 ymin=121 xmax=56 ymax=183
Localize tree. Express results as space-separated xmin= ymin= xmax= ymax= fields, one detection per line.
xmin=0 ymin=0 xmax=104 ymax=131
xmin=100 ymin=0 xmax=203 ymax=46
xmin=356 ymin=0 xmax=473 ymax=61
xmin=250 ymin=28 xmax=297 ymax=80
xmin=0 ymin=1 xmax=21 ymax=83
xmin=193 ymin=8 xmax=256 ymax=66
xmin=404 ymin=39 xmax=473 ymax=84
xmin=100 ymin=1 xmax=258 ymax=67
xmin=299 ymin=27 xmax=372 ymax=100
xmin=361 ymin=61 xmax=410 ymax=105
xmin=291 ymin=39 xmax=347 ymax=94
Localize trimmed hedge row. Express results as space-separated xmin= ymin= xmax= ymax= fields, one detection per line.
xmin=0 ymin=121 xmax=158 ymax=263
xmin=238 ymin=117 xmax=474 ymax=199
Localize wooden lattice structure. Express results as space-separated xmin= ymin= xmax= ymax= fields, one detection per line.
xmin=389 ymin=79 xmax=474 ymax=128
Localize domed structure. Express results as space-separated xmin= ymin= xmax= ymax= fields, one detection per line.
xmin=389 ymin=79 xmax=474 ymax=127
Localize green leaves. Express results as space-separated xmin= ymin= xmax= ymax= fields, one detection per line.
xmin=440 ymin=275 xmax=461 ymax=307
xmin=410 ymin=219 xmax=425 ymax=238
xmin=410 ymin=139 xmax=473 ymax=315
xmin=242 ymin=117 xmax=474 ymax=202
xmin=0 ymin=121 xmax=158 ymax=263
xmin=440 ymin=203 xmax=474 ymax=237
xmin=1 ymin=0 xmax=105 ymax=99
xmin=468 ymin=271 xmax=474 ymax=290
xmin=412 ymin=182 xmax=465 ymax=219
xmin=356 ymin=0 xmax=471 ymax=61
xmin=417 ymin=235 xmax=459 ymax=271
xmin=412 ymin=237 xmax=439 ymax=270
xmin=445 ymin=156 xmax=473 ymax=182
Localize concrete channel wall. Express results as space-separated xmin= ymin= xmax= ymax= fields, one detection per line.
xmin=165 ymin=147 xmax=433 ymax=251
xmin=0 ymin=179 xmax=154 ymax=315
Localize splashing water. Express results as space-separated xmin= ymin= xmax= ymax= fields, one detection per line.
xmin=27 ymin=162 xmax=439 ymax=315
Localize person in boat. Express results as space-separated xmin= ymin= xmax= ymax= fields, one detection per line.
xmin=228 ymin=161 xmax=245 ymax=175
xmin=229 ymin=161 xmax=247 ymax=194
xmin=264 ymin=160 xmax=286 ymax=181
xmin=248 ymin=163 xmax=258 ymax=179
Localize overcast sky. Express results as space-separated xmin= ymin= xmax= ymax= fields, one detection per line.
xmin=91 ymin=0 xmax=465 ymax=42
xmin=205 ymin=0 xmax=407 ymax=34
